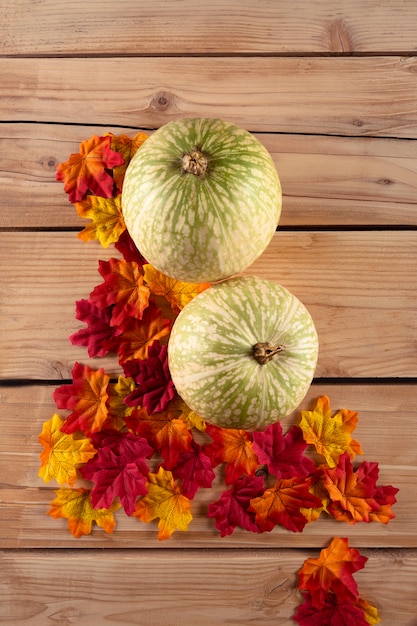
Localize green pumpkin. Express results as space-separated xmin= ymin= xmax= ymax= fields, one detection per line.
xmin=168 ymin=276 xmax=319 ymax=431
xmin=122 ymin=118 xmax=281 ymax=283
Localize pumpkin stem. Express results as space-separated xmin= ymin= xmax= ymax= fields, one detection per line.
xmin=181 ymin=147 xmax=208 ymax=176
xmin=253 ymin=342 xmax=285 ymax=365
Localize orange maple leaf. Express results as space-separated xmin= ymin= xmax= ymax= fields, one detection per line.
xmin=299 ymin=395 xmax=363 ymax=468
xmin=38 ymin=413 xmax=97 ymax=486
xmin=143 ymin=264 xmax=210 ymax=313
xmin=204 ymin=424 xmax=259 ymax=484
xmin=75 ymin=194 xmax=126 ymax=248
xmin=133 ymin=467 xmax=192 ymax=540
xmin=109 ymin=131 xmax=149 ymax=189
xmin=117 ymin=302 xmax=171 ymax=362
xmin=104 ymin=375 xmax=136 ymax=430
xmin=48 ymin=487 xmax=121 ymax=538
xmin=56 ymin=135 xmax=124 ymax=202
xmin=298 ymin=537 xmax=368 ymax=609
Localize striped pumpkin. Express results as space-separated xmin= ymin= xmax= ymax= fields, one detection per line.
xmin=121 ymin=118 xmax=281 ymax=283
xmin=168 ymin=276 xmax=319 ymax=431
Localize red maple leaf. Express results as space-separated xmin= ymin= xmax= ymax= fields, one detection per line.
xmin=53 ymin=362 xmax=110 ymax=436
xmin=294 ymin=591 xmax=369 ymax=626
xmin=116 ymin=301 xmax=171 ymax=363
xmin=168 ymin=440 xmax=216 ymax=499
xmin=249 ymin=478 xmax=323 ymax=533
xmin=115 ymin=230 xmax=147 ymax=265
xmin=89 ymin=258 xmax=150 ymax=326
xmin=125 ymin=407 xmax=193 ymax=468
xmin=80 ymin=448 xmax=148 ymax=516
xmin=123 ymin=342 xmax=175 ymax=414
xmin=89 ymin=429 xmax=154 ymax=470
xmin=298 ymin=537 xmax=368 ymax=609
xmin=204 ymin=424 xmax=259 ymax=484
xmin=252 ymin=423 xmax=315 ymax=480
xmin=56 ymin=135 xmax=124 ymax=202
xmin=69 ymin=299 xmax=120 ymax=357
xmin=207 ymin=474 xmax=265 ymax=536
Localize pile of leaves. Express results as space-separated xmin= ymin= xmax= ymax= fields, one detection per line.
xmin=38 ymin=132 xmax=398 ymax=623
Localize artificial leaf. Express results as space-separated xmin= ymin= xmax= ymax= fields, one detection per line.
xmin=125 ymin=407 xmax=193 ymax=468
xmin=357 ymin=598 xmax=381 ymax=625
xmin=56 ymin=135 xmax=124 ymax=202
xmin=207 ymin=474 xmax=265 ymax=536
xmin=123 ymin=342 xmax=175 ymax=414
xmin=204 ymin=424 xmax=259 ymax=484
xmin=109 ymin=131 xmax=149 ymax=189
xmin=105 ymin=375 xmax=136 ymax=430
xmin=143 ymin=264 xmax=210 ymax=313
xmin=249 ymin=478 xmax=323 ymax=533
xmin=323 ymin=453 xmax=382 ymax=524
xmin=69 ymin=299 xmax=120 ymax=358
xmin=116 ymin=301 xmax=171 ymax=363
xmin=89 ymin=258 xmax=151 ymax=326
xmin=300 ymin=467 xmax=330 ymax=523
xmin=89 ymin=429 xmax=154 ymax=468
xmin=299 ymin=396 xmax=363 ymax=468
xmin=53 ymin=362 xmax=110 ymax=436
xmin=168 ymin=395 xmax=206 ymax=432
xmin=297 ymin=536 xmax=368 ymax=609
xmin=48 ymin=487 xmax=121 ymax=537
xmin=75 ymin=194 xmax=126 ymax=248
xmin=252 ymin=423 xmax=315 ymax=480
xmin=115 ymin=229 xmax=147 ymax=265
xmin=80 ymin=448 xmax=148 ymax=516
xmin=133 ymin=467 xmax=192 ymax=540
xmin=169 ymin=440 xmax=216 ymax=499
xmin=293 ymin=591 xmax=369 ymax=626
xmin=38 ymin=413 xmax=96 ymax=486
xmin=369 ymin=484 xmax=399 ymax=524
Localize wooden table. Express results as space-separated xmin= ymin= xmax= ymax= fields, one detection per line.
xmin=1 ymin=1 xmax=417 ymax=624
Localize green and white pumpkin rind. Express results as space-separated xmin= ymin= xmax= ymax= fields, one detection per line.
xmin=121 ymin=118 xmax=282 ymax=283
xmin=167 ymin=276 xmax=319 ymax=431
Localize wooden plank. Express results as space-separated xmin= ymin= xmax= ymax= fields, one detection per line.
xmin=1 ymin=57 xmax=417 ymax=137
xmin=1 ymin=231 xmax=416 ymax=380
xmin=2 ymin=0 xmax=417 ymax=56
xmin=0 ymin=383 xmax=415 ymax=548
xmin=1 ymin=123 xmax=417 ymax=228
xmin=1 ymin=549 xmax=416 ymax=625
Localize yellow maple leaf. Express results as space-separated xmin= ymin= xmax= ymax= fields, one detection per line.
xmin=75 ymin=194 xmax=125 ymax=248
xmin=105 ymin=375 xmax=136 ymax=430
xmin=143 ymin=264 xmax=210 ymax=313
xmin=299 ymin=396 xmax=363 ymax=468
xmin=357 ymin=597 xmax=381 ymax=625
xmin=38 ymin=413 xmax=96 ymax=486
xmin=133 ymin=467 xmax=192 ymax=540
xmin=168 ymin=395 xmax=207 ymax=432
xmin=48 ymin=488 xmax=121 ymax=538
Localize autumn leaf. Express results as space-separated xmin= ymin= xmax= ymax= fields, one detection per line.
xmin=115 ymin=230 xmax=147 ymax=265
xmin=109 ymin=131 xmax=149 ymax=189
xmin=356 ymin=597 xmax=381 ymax=625
xmin=204 ymin=424 xmax=259 ymax=484
xmin=105 ymin=375 xmax=136 ymax=430
xmin=116 ymin=301 xmax=171 ymax=363
xmin=294 ymin=591 xmax=370 ymax=626
xmin=252 ymin=423 xmax=315 ymax=480
xmin=56 ymin=135 xmax=124 ymax=202
xmin=89 ymin=258 xmax=151 ymax=326
xmin=123 ymin=342 xmax=175 ymax=414
xmin=298 ymin=537 xmax=368 ymax=609
xmin=48 ymin=487 xmax=121 ymax=538
xmin=299 ymin=395 xmax=363 ymax=468
xmin=249 ymin=478 xmax=323 ymax=533
xmin=133 ymin=467 xmax=192 ymax=540
xmin=53 ymin=362 xmax=110 ymax=436
xmin=38 ymin=413 xmax=96 ymax=486
xmin=300 ymin=466 xmax=330 ymax=523
xmin=169 ymin=440 xmax=216 ymax=499
xmin=143 ymin=264 xmax=210 ymax=313
xmin=125 ymin=407 xmax=193 ymax=468
xmin=207 ymin=474 xmax=265 ymax=536
xmin=75 ymin=194 xmax=126 ymax=248
xmin=69 ymin=299 xmax=120 ymax=358
xmin=80 ymin=448 xmax=148 ymax=516
xmin=168 ymin=395 xmax=207 ymax=432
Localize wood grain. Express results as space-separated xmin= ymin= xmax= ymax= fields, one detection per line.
xmin=0 ymin=383 xmax=414 ymax=549
xmin=2 ymin=0 xmax=417 ymax=56
xmin=1 ymin=123 xmax=417 ymax=228
xmin=1 ymin=56 xmax=417 ymax=136
xmin=1 ymin=231 xmax=416 ymax=380
xmin=1 ymin=549 xmax=416 ymax=625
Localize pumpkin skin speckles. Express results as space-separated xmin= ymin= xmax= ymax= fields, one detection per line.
xmin=121 ymin=118 xmax=282 ymax=283
xmin=168 ymin=276 xmax=319 ymax=431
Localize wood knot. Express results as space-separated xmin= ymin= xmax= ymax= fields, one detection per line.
xmin=328 ymin=20 xmax=353 ymax=53
xmin=152 ymin=91 xmax=172 ymax=111
xmin=40 ymin=156 xmax=58 ymax=170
